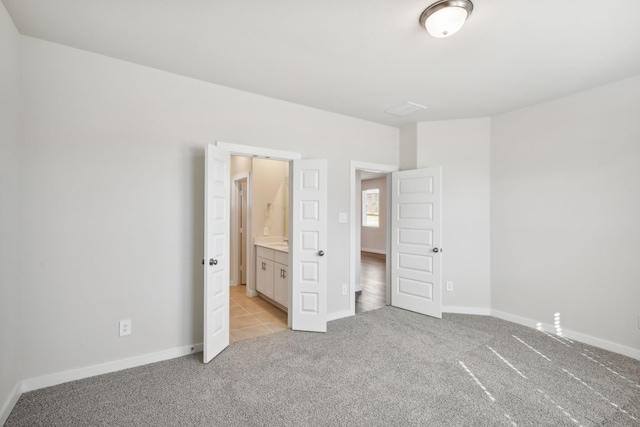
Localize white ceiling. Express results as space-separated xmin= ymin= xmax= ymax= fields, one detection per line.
xmin=4 ymin=0 xmax=640 ymax=127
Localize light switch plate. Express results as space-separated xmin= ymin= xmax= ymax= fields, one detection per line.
xmin=339 ymin=212 xmax=348 ymax=223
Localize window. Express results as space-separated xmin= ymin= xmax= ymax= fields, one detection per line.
xmin=362 ymin=188 xmax=380 ymax=227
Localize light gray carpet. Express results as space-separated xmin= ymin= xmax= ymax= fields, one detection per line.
xmin=6 ymin=307 xmax=640 ymax=426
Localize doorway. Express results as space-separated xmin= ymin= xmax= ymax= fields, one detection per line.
xmin=229 ymin=155 xmax=291 ymax=342
xmin=349 ymin=161 xmax=398 ymax=316
xmin=204 ymin=142 xmax=328 ymax=362
xmin=356 ymin=171 xmax=389 ymax=314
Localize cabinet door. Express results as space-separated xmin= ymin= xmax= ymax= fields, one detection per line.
xmin=274 ymin=262 xmax=288 ymax=309
xmin=256 ymin=256 xmax=274 ymax=298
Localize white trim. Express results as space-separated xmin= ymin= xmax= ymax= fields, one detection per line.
xmin=0 ymin=382 xmax=22 ymax=426
xmin=244 ymin=172 xmax=254 ymax=296
xmin=21 ymin=343 xmax=203 ymax=393
xmin=231 ymin=172 xmax=251 ymax=292
xmin=216 ymin=141 xmax=301 ymax=161
xmin=361 ymin=248 xmax=386 ymax=255
xmin=327 ymin=309 xmax=353 ymax=322
xmin=349 ymin=161 xmax=398 ymax=316
xmin=492 ymin=310 xmax=640 ymax=361
xmin=443 ymin=306 xmax=491 ymax=315
xmin=491 ymin=310 xmax=541 ymax=331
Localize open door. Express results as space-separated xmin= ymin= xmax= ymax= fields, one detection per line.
xmin=290 ymin=159 xmax=328 ymax=332
xmin=390 ymin=167 xmax=442 ymax=318
xmin=203 ymin=144 xmax=230 ymax=363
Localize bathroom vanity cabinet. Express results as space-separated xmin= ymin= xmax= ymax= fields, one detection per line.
xmin=255 ymin=245 xmax=289 ymax=310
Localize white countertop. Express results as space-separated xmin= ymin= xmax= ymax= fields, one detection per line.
xmin=255 ymin=242 xmax=289 ymax=253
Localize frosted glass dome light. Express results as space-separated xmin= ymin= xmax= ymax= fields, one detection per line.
xmin=420 ymin=0 xmax=473 ymax=38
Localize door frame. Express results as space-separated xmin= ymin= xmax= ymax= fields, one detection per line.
xmin=230 ymin=172 xmax=250 ymax=287
xmin=349 ymin=161 xmax=398 ymax=316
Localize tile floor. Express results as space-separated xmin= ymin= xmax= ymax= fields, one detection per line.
xmin=230 ymin=251 xmax=385 ymax=342
xmin=229 ymin=285 xmax=288 ymax=343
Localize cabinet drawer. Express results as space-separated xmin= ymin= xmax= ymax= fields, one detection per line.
xmin=256 ymin=245 xmax=275 ymax=261
xmin=274 ymin=250 xmax=288 ymax=266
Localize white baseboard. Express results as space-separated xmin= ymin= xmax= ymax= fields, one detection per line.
xmin=327 ymin=310 xmax=353 ymax=322
xmin=0 ymin=382 xmax=22 ymax=426
xmin=361 ymin=248 xmax=386 ymax=255
xmin=491 ymin=310 xmax=640 ymax=361
xmin=443 ymin=306 xmax=491 ymax=315
xmin=21 ymin=342 xmax=203 ymax=393
xmin=5 ymin=310 xmax=638 ymax=425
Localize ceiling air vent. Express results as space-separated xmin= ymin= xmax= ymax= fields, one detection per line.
xmin=384 ymin=102 xmax=427 ymax=117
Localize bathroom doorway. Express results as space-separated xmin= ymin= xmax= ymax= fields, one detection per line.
xmin=229 ymin=155 xmax=291 ymax=342
xmin=205 ymin=142 xmax=330 ymax=362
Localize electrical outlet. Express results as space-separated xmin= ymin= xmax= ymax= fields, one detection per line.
xmin=341 ymin=284 xmax=348 ymax=295
xmin=446 ymin=281 xmax=454 ymax=292
xmin=263 ymin=227 xmax=269 ymax=236
xmin=119 ymin=319 xmax=131 ymax=337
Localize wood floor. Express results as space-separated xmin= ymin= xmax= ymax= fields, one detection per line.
xmin=356 ymin=251 xmax=387 ymax=314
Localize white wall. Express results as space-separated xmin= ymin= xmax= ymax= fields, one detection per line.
xmin=417 ymin=118 xmax=491 ymax=312
xmin=16 ymin=36 xmax=398 ymax=382
xmin=251 ymin=158 xmax=288 ymax=240
xmin=491 ymin=75 xmax=640 ymax=352
xmin=230 ymin=155 xmax=252 ymax=177
xmin=399 ymin=123 xmax=417 ymax=170
xmin=360 ymin=177 xmax=387 ymax=254
xmin=0 ymin=3 xmax=22 ymax=422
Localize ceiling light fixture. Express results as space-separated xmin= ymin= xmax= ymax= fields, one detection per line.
xmin=420 ymin=0 xmax=473 ymax=38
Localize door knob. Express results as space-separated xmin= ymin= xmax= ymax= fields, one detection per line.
xmin=432 ymin=248 xmax=440 ymax=253
xmin=318 ymin=250 xmax=325 ymax=256
xmin=201 ymin=259 xmax=204 ymax=265
xmin=209 ymin=258 xmax=218 ymax=265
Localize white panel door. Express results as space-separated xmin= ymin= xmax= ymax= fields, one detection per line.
xmin=203 ymin=144 xmax=230 ymax=363
xmin=291 ymin=159 xmax=327 ymax=332
xmin=391 ymin=168 xmax=442 ymax=318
